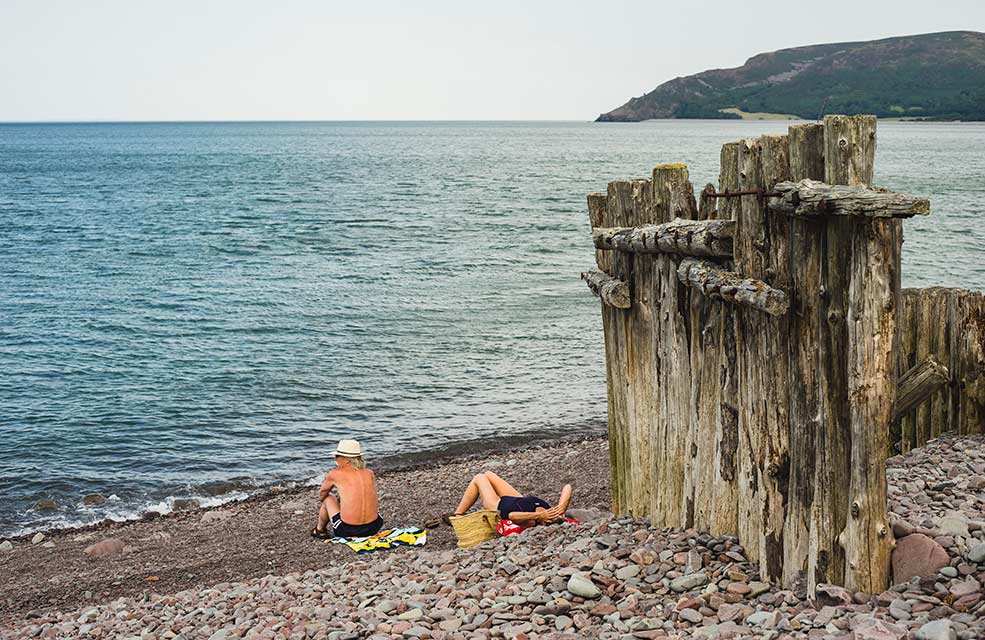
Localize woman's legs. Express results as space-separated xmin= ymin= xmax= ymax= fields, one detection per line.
xmin=483 ymin=471 xmax=521 ymax=498
xmin=454 ymin=473 xmax=503 ymax=515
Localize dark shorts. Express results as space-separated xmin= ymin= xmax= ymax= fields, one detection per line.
xmin=330 ymin=514 xmax=384 ymax=538
xmin=497 ymin=495 xmax=549 ymax=520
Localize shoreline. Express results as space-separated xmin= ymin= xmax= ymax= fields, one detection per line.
xmin=1 ymin=419 xmax=607 ymax=542
xmin=0 ymin=432 xmax=612 ymax=625
xmin=2 ymin=432 xmax=983 ymax=638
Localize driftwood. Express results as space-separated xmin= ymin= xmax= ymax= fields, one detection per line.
xmin=893 ymin=356 xmax=950 ymax=421
xmin=770 ymin=179 xmax=929 ymax=218
xmin=581 ymin=269 xmax=631 ymax=309
xmin=676 ymin=258 xmax=789 ymax=316
xmin=592 ymin=218 xmax=734 ymax=257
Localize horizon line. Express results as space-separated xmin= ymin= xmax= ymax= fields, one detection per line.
xmin=0 ymin=118 xmax=599 ymax=125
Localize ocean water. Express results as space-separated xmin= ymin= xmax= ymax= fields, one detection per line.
xmin=1 ymin=120 xmax=982 ymax=536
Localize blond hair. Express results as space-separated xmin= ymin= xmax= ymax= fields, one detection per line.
xmin=348 ymin=455 xmax=366 ymax=470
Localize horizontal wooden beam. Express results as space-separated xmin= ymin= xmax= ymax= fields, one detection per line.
xmin=593 ymin=218 xmax=734 ymax=257
xmin=893 ymin=356 xmax=950 ymax=422
xmin=581 ymin=268 xmax=631 ymax=309
xmin=769 ymin=179 xmax=930 ymax=218
xmin=676 ymin=257 xmax=790 ymax=316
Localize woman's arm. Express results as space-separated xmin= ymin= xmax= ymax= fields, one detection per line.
xmin=509 ymin=505 xmax=565 ymax=524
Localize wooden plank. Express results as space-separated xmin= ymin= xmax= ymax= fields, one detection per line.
xmin=956 ymin=290 xmax=985 ymax=435
xmin=590 ymin=188 xmax=630 ymax=515
xmin=625 ymin=178 xmax=659 ymax=521
xmin=683 ymin=183 xmax=722 ymax=532
xmin=676 ymin=258 xmax=789 ymax=316
xmin=893 ymin=356 xmax=950 ymax=421
xmin=783 ymin=122 xmax=825 ymax=590
xmin=733 ymin=134 xmax=792 ymax=582
xmin=581 ymin=268 xmax=631 ymax=309
xmin=651 ymin=164 xmax=696 ymax=528
xmin=593 ymin=218 xmax=734 ymax=256
xmin=810 ymin=114 xmax=871 ymax=590
xmin=834 ymin=114 xmax=895 ymax=594
xmin=604 ymin=180 xmax=652 ymax=517
xmin=769 ymin=179 xmax=929 ymax=218
xmin=710 ymin=143 xmax=741 ymax=538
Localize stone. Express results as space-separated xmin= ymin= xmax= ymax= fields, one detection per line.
xmin=966 ymin=542 xmax=985 ymax=564
xmin=940 ymin=566 xmax=958 ymax=578
xmin=892 ymin=533 xmax=950 ymax=584
xmin=83 ymin=538 xmax=126 ymax=559
xmin=669 ymin=572 xmax=708 ymax=593
xmin=716 ymin=603 xmax=744 ymax=622
xmin=851 ymin=616 xmax=907 ymax=640
xmin=937 ymin=514 xmax=970 ymax=538
xmin=914 ymin=619 xmax=956 ymax=640
xmin=678 ymin=608 xmax=703 ymax=624
xmin=438 ymin=619 xmax=461 ymax=632
xmin=747 ymin=581 xmax=770 ymax=597
xmin=567 ymin=573 xmax=601 ymax=599
xmin=81 ymin=494 xmax=106 ymax=506
xmin=615 ymin=564 xmax=641 ymax=580
xmin=172 ymin=498 xmax=199 ymax=511
xmin=814 ymin=583 xmax=853 ymax=606
xmin=32 ymin=499 xmax=57 ymax=511
xmin=31 ymin=533 xmax=45 ymax=545
xmin=948 ymin=579 xmax=980 ymax=598
xmin=397 ymin=608 xmax=423 ymax=621
xmin=0 ymin=541 xmax=12 ymax=552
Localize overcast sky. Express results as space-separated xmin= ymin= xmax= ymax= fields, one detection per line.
xmin=2 ymin=0 xmax=983 ymax=121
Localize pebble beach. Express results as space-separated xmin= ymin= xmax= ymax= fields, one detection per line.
xmin=2 ymin=433 xmax=985 ymax=639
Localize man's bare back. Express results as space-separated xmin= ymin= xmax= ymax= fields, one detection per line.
xmin=320 ymin=466 xmax=378 ymax=525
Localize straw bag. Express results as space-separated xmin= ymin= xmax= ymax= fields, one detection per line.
xmin=449 ymin=509 xmax=499 ymax=548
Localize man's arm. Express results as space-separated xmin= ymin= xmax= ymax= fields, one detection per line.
xmin=319 ymin=471 xmax=336 ymax=502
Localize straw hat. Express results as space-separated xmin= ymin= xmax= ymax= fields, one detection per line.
xmin=335 ymin=439 xmax=363 ymax=458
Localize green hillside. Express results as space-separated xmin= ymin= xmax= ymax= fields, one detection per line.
xmin=597 ymin=31 xmax=985 ymax=122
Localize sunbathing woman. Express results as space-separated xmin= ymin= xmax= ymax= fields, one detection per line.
xmin=449 ymin=471 xmax=573 ymax=526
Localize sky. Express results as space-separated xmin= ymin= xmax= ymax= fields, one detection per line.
xmin=1 ymin=0 xmax=983 ymax=122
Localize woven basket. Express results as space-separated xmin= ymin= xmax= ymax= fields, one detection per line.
xmin=449 ymin=509 xmax=499 ymax=548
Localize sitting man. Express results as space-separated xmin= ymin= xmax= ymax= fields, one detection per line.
xmin=311 ymin=439 xmax=384 ymax=539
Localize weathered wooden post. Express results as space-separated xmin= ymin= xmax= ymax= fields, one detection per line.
xmin=733 ymin=134 xmax=792 ymax=583
xmin=823 ymin=114 xmax=896 ymax=593
xmin=783 ymin=123 xmax=825 ymax=589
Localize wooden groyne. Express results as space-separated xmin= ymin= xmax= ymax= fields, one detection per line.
xmin=895 ymin=287 xmax=985 ymax=451
xmin=579 ymin=115 xmax=980 ymax=596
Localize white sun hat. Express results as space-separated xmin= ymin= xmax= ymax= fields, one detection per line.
xmin=335 ymin=439 xmax=363 ymax=458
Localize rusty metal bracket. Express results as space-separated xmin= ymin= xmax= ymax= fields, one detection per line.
xmin=699 ymin=185 xmax=782 ymax=213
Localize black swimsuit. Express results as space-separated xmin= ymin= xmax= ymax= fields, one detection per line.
xmin=330 ymin=513 xmax=384 ymax=538
xmin=497 ymin=495 xmax=549 ymax=520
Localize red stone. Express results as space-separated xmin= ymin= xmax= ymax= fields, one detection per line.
xmin=891 ymin=533 xmax=949 ymax=584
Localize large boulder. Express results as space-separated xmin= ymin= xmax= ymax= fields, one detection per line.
xmin=892 ymin=533 xmax=949 ymax=584
xmin=83 ymin=538 xmax=126 ymax=559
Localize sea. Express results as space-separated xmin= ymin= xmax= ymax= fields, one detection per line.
xmin=1 ymin=120 xmax=983 ymax=537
